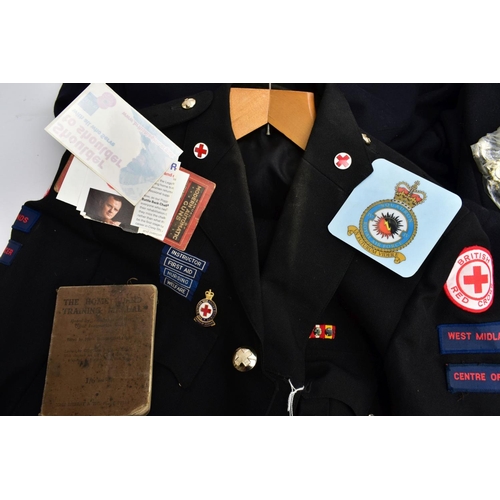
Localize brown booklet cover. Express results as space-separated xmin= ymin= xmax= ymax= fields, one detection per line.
xmin=40 ymin=284 xmax=158 ymax=416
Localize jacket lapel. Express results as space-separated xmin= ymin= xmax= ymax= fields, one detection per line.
xmin=180 ymin=85 xmax=265 ymax=337
xmin=260 ymin=84 xmax=376 ymax=384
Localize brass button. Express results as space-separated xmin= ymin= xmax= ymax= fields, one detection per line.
xmin=232 ymin=347 xmax=257 ymax=372
xmin=362 ymin=133 xmax=371 ymax=144
xmin=181 ymin=97 xmax=196 ymax=109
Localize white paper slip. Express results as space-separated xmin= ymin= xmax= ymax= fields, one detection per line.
xmin=57 ymin=156 xmax=189 ymax=239
xmin=56 ymin=157 xmax=91 ymax=207
xmin=46 ymin=83 xmax=183 ymax=205
xmin=133 ymin=168 xmax=189 ymax=240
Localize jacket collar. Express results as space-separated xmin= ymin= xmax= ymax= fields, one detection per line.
xmin=172 ymin=84 xmax=375 ymax=189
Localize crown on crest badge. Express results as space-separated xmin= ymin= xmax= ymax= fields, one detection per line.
xmin=393 ymin=181 xmax=427 ymax=209
xmin=347 ymin=180 xmax=427 ymax=264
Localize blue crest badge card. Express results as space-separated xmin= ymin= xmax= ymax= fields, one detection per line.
xmin=328 ymin=159 xmax=462 ymax=277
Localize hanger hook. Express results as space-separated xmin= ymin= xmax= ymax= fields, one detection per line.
xmin=267 ymin=83 xmax=271 ymax=136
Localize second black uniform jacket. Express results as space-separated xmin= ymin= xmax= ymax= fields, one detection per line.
xmin=2 ymin=83 xmax=500 ymax=415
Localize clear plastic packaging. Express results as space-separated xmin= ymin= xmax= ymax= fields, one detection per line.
xmin=471 ymin=127 xmax=500 ymax=209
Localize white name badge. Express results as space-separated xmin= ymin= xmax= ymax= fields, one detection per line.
xmin=328 ymin=158 xmax=462 ymax=277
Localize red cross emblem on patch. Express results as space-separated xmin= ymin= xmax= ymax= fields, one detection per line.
xmin=444 ymin=246 xmax=494 ymax=313
xmin=194 ymin=142 xmax=209 ymax=159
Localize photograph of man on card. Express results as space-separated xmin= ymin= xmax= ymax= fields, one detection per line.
xmin=83 ymin=189 xmax=135 ymax=228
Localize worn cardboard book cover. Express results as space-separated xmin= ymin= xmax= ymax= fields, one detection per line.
xmin=40 ymin=284 xmax=157 ymax=416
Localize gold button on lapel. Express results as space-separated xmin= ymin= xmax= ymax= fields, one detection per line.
xmin=181 ymin=97 xmax=196 ymax=109
xmin=232 ymin=347 xmax=257 ymax=372
xmin=362 ymin=133 xmax=371 ymax=144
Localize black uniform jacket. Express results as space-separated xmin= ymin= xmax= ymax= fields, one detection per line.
xmin=2 ymin=83 xmax=500 ymax=415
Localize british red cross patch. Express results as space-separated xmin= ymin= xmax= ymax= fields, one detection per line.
xmin=444 ymin=246 xmax=494 ymax=313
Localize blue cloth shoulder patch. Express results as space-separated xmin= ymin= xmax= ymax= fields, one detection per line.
xmin=12 ymin=205 xmax=41 ymax=233
xmin=0 ymin=240 xmax=22 ymax=266
xmin=438 ymin=322 xmax=500 ymax=354
xmin=447 ymin=364 xmax=500 ymax=393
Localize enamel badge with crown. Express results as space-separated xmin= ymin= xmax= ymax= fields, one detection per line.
xmin=347 ymin=180 xmax=427 ymax=264
xmin=194 ymin=289 xmax=217 ymax=327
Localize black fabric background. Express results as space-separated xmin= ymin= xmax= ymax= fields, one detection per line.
xmin=2 ymin=83 xmax=500 ymax=416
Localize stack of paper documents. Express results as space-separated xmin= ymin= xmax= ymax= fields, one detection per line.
xmin=46 ymin=84 xmax=214 ymax=250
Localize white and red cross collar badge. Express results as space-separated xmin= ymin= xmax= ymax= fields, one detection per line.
xmin=194 ymin=289 xmax=217 ymax=327
xmin=194 ymin=142 xmax=209 ymax=159
xmin=444 ymin=246 xmax=494 ymax=313
xmin=335 ymin=152 xmax=352 ymax=170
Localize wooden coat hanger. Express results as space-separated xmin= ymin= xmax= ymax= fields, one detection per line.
xmin=229 ymin=86 xmax=316 ymax=150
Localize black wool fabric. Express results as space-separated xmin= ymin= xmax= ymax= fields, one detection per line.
xmin=1 ymin=83 xmax=500 ymax=415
